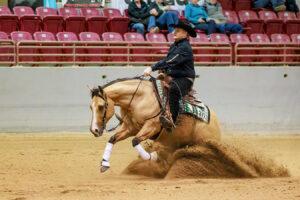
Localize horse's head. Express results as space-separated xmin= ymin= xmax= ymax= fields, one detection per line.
xmin=89 ymin=86 xmax=115 ymax=137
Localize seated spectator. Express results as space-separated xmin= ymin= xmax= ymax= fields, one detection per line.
xmin=185 ymin=0 xmax=217 ymax=39
xmin=253 ymin=0 xmax=286 ymax=12
xmin=147 ymin=0 xmax=178 ymax=33
xmin=205 ymin=0 xmax=243 ymax=34
xmin=285 ymin=0 xmax=299 ymax=13
xmin=128 ymin=0 xmax=151 ymax=35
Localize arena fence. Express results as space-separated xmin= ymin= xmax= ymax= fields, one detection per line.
xmin=0 ymin=40 xmax=299 ymax=66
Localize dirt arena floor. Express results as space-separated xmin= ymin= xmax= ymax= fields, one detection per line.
xmin=0 ymin=132 xmax=300 ymax=200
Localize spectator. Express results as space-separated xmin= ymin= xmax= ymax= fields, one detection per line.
xmin=285 ymin=0 xmax=299 ymax=13
xmin=253 ymin=0 xmax=286 ymax=12
xmin=147 ymin=0 xmax=179 ymax=33
xmin=128 ymin=0 xmax=151 ymax=35
xmin=205 ymin=0 xmax=243 ymax=34
xmin=185 ymin=0 xmax=217 ymax=39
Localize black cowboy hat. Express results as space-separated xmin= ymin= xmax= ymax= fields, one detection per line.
xmin=170 ymin=20 xmax=197 ymax=37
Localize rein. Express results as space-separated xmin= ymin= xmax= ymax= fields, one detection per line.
xmin=101 ymin=76 xmax=164 ymax=132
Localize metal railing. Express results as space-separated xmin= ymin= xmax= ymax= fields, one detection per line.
xmin=0 ymin=40 xmax=299 ymax=66
xmin=235 ymin=42 xmax=300 ymax=66
xmin=0 ymin=40 xmax=16 ymax=65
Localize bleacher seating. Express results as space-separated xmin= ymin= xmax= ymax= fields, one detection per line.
xmin=250 ymin=33 xmax=275 ymax=62
xmin=102 ymin=8 xmax=130 ymax=35
xmin=79 ymin=32 xmax=106 ymax=62
xmin=124 ymin=32 xmax=150 ymax=62
xmin=234 ymin=0 xmax=252 ymax=11
xmin=271 ymin=33 xmax=292 ymax=62
xmin=146 ymin=33 xmax=168 ymax=58
xmin=223 ymin=10 xmax=239 ymax=24
xmin=277 ymin=11 xmax=300 ymax=35
xmin=80 ymin=8 xmax=108 ymax=37
xmin=102 ymin=32 xmax=127 ymax=61
xmin=0 ymin=6 xmax=18 ymax=35
xmin=36 ymin=7 xmax=64 ymax=35
xmin=58 ymin=7 xmax=85 ymax=35
xmin=210 ymin=34 xmax=230 ymax=62
xmin=0 ymin=31 xmax=12 ymax=62
xmin=13 ymin=6 xmax=41 ymax=35
xmin=189 ymin=33 xmax=212 ymax=62
xmin=230 ymin=33 xmax=253 ymax=62
xmin=11 ymin=31 xmax=38 ymax=62
xmin=291 ymin=34 xmax=300 ymax=43
xmin=258 ymin=10 xmax=284 ymax=36
xmin=57 ymin=31 xmax=83 ymax=61
xmin=34 ymin=31 xmax=62 ymax=62
xmin=238 ymin=10 xmax=264 ymax=35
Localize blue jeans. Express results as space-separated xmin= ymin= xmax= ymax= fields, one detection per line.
xmin=253 ymin=0 xmax=285 ymax=8
xmin=194 ymin=20 xmax=217 ymax=35
xmin=132 ymin=23 xmax=145 ymax=35
xmin=148 ymin=11 xmax=178 ymax=32
xmin=216 ymin=23 xmax=243 ymax=34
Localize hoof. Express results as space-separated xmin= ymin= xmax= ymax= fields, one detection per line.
xmin=150 ymin=151 xmax=158 ymax=161
xmin=100 ymin=166 xmax=110 ymax=173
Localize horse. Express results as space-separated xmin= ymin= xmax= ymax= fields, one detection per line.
xmin=89 ymin=77 xmax=222 ymax=173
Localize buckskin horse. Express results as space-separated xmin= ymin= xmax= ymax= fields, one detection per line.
xmin=89 ymin=76 xmax=221 ymax=173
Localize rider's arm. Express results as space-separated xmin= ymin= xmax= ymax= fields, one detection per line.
xmin=151 ymin=47 xmax=192 ymax=71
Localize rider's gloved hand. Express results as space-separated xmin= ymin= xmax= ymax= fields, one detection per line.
xmin=142 ymin=67 xmax=152 ymax=76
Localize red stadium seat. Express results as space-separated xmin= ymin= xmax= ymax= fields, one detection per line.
xmin=36 ymin=7 xmax=64 ymax=35
xmin=102 ymin=8 xmax=130 ymax=35
xmin=80 ymin=8 xmax=108 ymax=36
xmin=258 ymin=10 xmax=284 ymax=36
xmin=277 ymin=11 xmax=300 ymax=35
xmin=57 ymin=32 xmax=83 ymax=62
xmin=234 ymin=0 xmax=252 ymax=11
xmin=250 ymin=33 xmax=275 ymax=62
xmin=33 ymin=31 xmax=62 ymax=62
xmin=11 ymin=31 xmax=38 ymax=62
xmin=219 ymin=0 xmax=233 ymax=10
xmin=238 ymin=10 xmax=264 ymax=35
xmin=210 ymin=33 xmax=230 ymax=62
xmin=13 ymin=6 xmax=41 ymax=35
xmin=124 ymin=32 xmax=151 ymax=62
xmin=271 ymin=33 xmax=293 ymax=62
xmin=79 ymin=32 xmax=107 ymax=62
xmin=0 ymin=6 xmax=18 ymax=35
xmin=230 ymin=34 xmax=253 ymax=63
xmin=223 ymin=10 xmax=239 ymax=24
xmin=167 ymin=33 xmax=174 ymax=42
xmin=58 ymin=8 xmax=85 ymax=35
xmin=0 ymin=31 xmax=13 ymax=62
xmin=146 ymin=33 xmax=168 ymax=60
xmin=291 ymin=34 xmax=300 ymax=43
xmin=102 ymin=32 xmax=126 ymax=62
xmin=189 ymin=33 xmax=213 ymax=62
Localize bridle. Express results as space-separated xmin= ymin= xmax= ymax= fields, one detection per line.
xmin=96 ymin=76 xmax=163 ymax=133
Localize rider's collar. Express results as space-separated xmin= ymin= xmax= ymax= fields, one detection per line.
xmin=175 ymin=38 xmax=188 ymax=45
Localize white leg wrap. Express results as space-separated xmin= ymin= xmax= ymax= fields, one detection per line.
xmin=102 ymin=142 xmax=114 ymax=161
xmin=101 ymin=160 xmax=110 ymax=167
xmin=134 ymin=144 xmax=151 ymax=160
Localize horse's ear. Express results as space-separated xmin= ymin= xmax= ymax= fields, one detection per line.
xmin=88 ymin=85 xmax=94 ymax=92
xmin=98 ymin=86 xmax=104 ymax=96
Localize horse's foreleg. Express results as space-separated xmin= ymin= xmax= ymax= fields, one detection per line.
xmin=101 ymin=123 xmax=130 ymax=172
xmin=132 ymin=120 xmax=161 ymax=161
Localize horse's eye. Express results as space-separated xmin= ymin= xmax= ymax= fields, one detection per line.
xmin=98 ymin=105 xmax=104 ymax=111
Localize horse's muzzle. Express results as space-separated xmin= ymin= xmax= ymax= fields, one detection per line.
xmin=90 ymin=127 xmax=103 ymax=137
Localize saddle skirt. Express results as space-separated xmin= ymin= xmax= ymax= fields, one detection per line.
xmin=153 ymin=78 xmax=210 ymax=123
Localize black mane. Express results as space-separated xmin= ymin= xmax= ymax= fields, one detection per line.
xmin=91 ymin=76 xmax=146 ymax=98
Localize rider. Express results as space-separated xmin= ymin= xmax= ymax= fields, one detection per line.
xmin=142 ymin=20 xmax=197 ymax=129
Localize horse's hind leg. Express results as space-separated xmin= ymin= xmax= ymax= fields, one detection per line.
xmin=101 ymin=123 xmax=131 ymax=173
xmin=132 ymin=119 xmax=161 ymax=161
